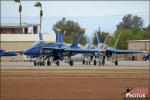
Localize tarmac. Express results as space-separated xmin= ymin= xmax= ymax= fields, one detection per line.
xmin=1 ymin=61 xmax=149 ymax=69
xmin=1 ymin=61 xmax=149 ymax=100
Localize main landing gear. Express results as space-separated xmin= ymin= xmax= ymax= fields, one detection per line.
xmin=56 ymin=60 xmax=60 ymax=66
xmin=69 ymin=60 xmax=74 ymax=66
xmin=47 ymin=60 xmax=51 ymax=66
xmin=93 ymin=60 xmax=97 ymax=66
xmin=82 ymin=56 xmax=91 ymax=65
xmin=34 ymin=60 xmax=45 ymax=66
xmin=82 ymin=56 xmax=104 ymax=66
xmin=82 ymin=60 xmax=85 ymax=65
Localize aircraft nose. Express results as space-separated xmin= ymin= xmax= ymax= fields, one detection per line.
xmin=23 ymin=48 xmax=30 ymax=55
xmin=11 ymin=51 xmax=17 ymax=56
xmin=23 ymin=48 xmax=39 ymax=55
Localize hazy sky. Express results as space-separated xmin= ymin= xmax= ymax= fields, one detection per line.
xmin=1 ymin=1 xmax=149 ymax=36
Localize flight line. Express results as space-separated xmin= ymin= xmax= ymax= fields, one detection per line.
xmin=1 ymin=27 xmax=148 ymax=67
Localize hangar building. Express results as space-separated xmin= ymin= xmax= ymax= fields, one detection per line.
xmin=0 ymin=23 xmax=56 ymax=61
xmin=128 ymin=40 xmax=150 ymax=60
xmin=1 ymin=34 xmax=56 ymax=51
xmin=0 ymin=23 xmax=39 ymax=34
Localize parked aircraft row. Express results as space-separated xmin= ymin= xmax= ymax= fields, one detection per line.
xmin=81 ymin=32 xmax=144 ymax=65
xmin=23 ymin=28 xmax=98 ymax=66
xmin=0 ymin=28 xmax=147 ymax=66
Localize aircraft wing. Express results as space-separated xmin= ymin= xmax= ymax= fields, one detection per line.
xmin=0 ymin=51 xmax=18 ymax=56
xmin=42 ymin=47 xmax=64 ymax=54
xmin=42 ymin=47 xmax=97 ymax=55
xmin=99 ymin=48 xmax=143 ymax=56
xmin=42 ymin=47 xmax=97 ymax=53
xmin=113 ymin=49 xmax=143 ymax=54
xmin=43 ymin=47 xmax=65 ymax=50
xmin=64 ymin=48 xmax=97 ymax=54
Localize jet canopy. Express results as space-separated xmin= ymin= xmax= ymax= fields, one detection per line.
xmin=31 ymin=41 xmax=47 ymax=47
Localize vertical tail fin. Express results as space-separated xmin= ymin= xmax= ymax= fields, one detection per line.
xmin=104 ymin=34 xmax=109 ymax=44
xmin=95 ymin=32 xmax=106 ymax=49
xmin=39 ymin=32 xmax=43 ymax=41
xmin=86 ymin=36 xmax=91 ymax=48
xmin=70 ymin=28 xmax=85 ymax=48
xmin=55 ymin=28 xmax=63 ymax=43
xmin=86 ymin=35 xmax=90 ymax=45
xmin=113 ymin=33 xmax=121 ymax=49
xmin=95 ymin=32 xmax=101 ymax=45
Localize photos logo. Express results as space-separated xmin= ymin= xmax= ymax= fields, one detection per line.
xmin=122 ymin=88 xmax=149 ymax=100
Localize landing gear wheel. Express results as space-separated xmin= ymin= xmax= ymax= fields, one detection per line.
xmin=56 ymin=60 xmax=60 ymax=66
xmin=86 ymin=61 xmax=89 ymax=65
xmin=47 ymin=61 xmax=51 ymax=66
xmin=42 ymin=62 xmax=45 ymax=66
xmin=37 ymin=62 xmax=40 ymax=66
xmin=40 ymin=62 xmax=42 ymax=66
xmin=82 ymin=60 xmax=85 ymax=65
xmin=89 ymin=61 xmax=90 ymax=65
xmin=94 ymin=60 xmax=96 ymax=66
xmin=34 ymin=61 xmax=37 ymax=66
xmin=69 ymin=60 xmax=74 ymax=66
xmin=115 ymin=60 xmax=118 ymax=66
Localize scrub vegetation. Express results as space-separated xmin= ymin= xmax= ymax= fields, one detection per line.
xmin=53 ymin=14 xmax=150 ymax=49
xmin=93 ymin=14 xmax=150 ymax=49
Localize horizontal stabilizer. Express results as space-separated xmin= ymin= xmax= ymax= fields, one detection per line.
xmin=114 ymin=49 xmax=143 ymax=54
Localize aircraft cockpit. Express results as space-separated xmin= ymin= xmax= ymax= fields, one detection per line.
xmin=98 ymin=43 xmax=107 ymax=49
xmin=31 ymin=41 xmax=47 ymax=47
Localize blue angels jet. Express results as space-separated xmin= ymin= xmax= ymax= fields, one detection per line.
xmin=0 ymin=49 xmax=17 ymax=57
xmin=23 ymin=28 xmax=97 ymax=66
xmin=82 ymin=32 xmax=143 ymax=66
xmin=82 ymin=36 xmax=104 ymax=65
xmin=95 ymin=33 xmax=143 ymax=56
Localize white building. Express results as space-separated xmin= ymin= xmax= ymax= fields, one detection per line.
xmin=128 ymin=40 xmax=150 ymax=51
xmin=128 ymin=40 xmax=150 ymax=60
xmin=1 ymin=33 xmax=56 ymax=51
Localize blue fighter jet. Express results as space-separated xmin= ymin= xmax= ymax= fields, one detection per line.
xmin=23 ymin=28 xmax=97 ymax=66
xmin=95 ymin=33 xmax=143 ymax=56
xmin=82 ymin=32 xmax=143 ymax=66
xmin=82 ymin=36 xmax=104 ymax=65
